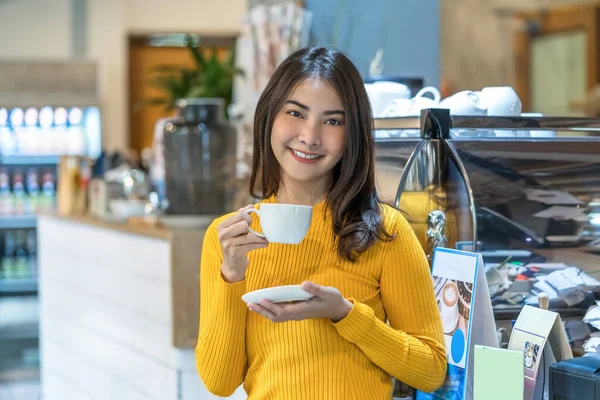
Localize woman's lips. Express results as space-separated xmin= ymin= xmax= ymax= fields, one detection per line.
xmin=288 ymin=148 xmax=324 ymax=164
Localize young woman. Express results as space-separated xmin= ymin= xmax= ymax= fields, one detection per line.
xmin=196 ymin=46 xmax=446 ymax=399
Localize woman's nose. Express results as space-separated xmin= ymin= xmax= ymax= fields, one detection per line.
xmin=298 ymin=122 xmax=321 ymax=147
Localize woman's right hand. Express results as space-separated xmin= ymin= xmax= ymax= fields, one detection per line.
xmin=217 ymin=204 xmax=269 ymax=283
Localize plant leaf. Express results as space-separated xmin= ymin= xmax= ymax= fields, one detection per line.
xmin=187 ymin=86 xmax=207 ymax=98
xmin=188 ymin=35 xmax=206 ymax=69
xmin=139 ymin=42 xmax=245 ymax=116
xmin=147 ymin=75 xmax=186 ymax=98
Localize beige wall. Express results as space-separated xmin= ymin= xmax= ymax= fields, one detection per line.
xmin=0 ymin=0 xmax=246 ymax=151
xmin=441 ymin=0 xmax=596 ymax=92
xmin=127 ymin=0 xmax=245 ymax=34
xmin=0 ymin=0 xmax=72 ymax=58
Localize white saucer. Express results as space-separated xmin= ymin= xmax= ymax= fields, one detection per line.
xmin=241 ymin=285 xmax=314 ymax=304
xmin=442 ymin=304 xmax=459 ymax=334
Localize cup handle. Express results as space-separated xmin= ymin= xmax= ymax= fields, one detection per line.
xmin=243 ymin=209 xmax=265 ymax=238
xmin=415 ymin=86 xmax=441 ymax=103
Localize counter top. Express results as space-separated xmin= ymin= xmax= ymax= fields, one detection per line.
xmin=38 ymin=211 xmax=217 ymax=241
xmin=38 ymin=211 xmax=218 ymax=348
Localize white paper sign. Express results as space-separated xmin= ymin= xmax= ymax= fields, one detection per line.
xmin=508 ymin=305 xmax=573 ymax=400
xmin=416 ymin=248 xmax=498 ymax=400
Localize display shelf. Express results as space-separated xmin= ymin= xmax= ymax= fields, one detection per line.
xmin=0 ymin=155 xmax=60 ymax=165
xmin=373 ymin=109 xmax=600 ymax=329
xmin=0 ymin=367 xmax=39 ymax=384
xmin=0 ymin=215 xmax=37 ymax=229
xmin=0 ymin=324 xmax=38 ymax=341
xmin=0 ymin=278 xmax=37 ymax=294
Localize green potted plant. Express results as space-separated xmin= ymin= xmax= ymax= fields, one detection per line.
xmin=143 ymin=35 xmax=245 ymax=214
xmin=142 ymin=35 xmax=243 ymax=114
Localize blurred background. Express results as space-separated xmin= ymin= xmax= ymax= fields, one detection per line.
xmin=1 ymin=0 xmax=600 ymax=399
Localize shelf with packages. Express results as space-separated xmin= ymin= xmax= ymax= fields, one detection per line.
xmin=0 ymin=158 xmax=59 ymax=230
xmin=0 ymin=215 xmax=37 ymax=229
xmin=0 ymin=155 xmax=60 ymax=166
xmin=0 ymin=104 xmax=85 ymax=377
xmin=373 ymin=110 xmax=600 ymax=334
xmin=0 ymin=278 xmax=37 ymax=294
xmin=0 ymin=322 xmax=40 ymax=379
xmin=0 ymin=324 xmax=38 ymax=341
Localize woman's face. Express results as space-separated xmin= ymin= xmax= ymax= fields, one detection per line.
xmin=270 ymin=78 xmax=346 ymax=191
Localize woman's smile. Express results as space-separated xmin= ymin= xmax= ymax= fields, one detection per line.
xmin=288 ymin=147 xmax=325 ymax=163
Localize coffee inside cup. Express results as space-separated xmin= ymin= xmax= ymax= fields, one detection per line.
xmin=442 ymin=282 xmax=458 ymax=307
xmin=527 ymin=349 xmax=533 ymax=357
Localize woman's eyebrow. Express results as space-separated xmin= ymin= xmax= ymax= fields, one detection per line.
xmin=285 ymin=100 xmax=309 ymax=111
xmin=285 ymin=100 xmax=345 ymax=116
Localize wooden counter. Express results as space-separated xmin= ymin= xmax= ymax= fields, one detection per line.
xmin=37 ymin=212 xmax=246 ymax=400
xmin=40 ymin=212 xmax=214 ymax=348
xmin=39 ymin=211 xmax=202 ymax=240
xmin=42 ymin=212 xmax=176 ymax=240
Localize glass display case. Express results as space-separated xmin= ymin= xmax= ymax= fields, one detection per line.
xmin=0 ymin=103 xmax=102 ymax=380
xmin=374 ymin=109 xmax=600 ymax=327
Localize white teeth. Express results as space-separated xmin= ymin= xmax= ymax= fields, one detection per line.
xmin=291 ymin=149 xmax=322 ymax=160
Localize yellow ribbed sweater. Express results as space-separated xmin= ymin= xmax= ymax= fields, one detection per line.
xmin=196 ymin=197 xmax=447 ymax=399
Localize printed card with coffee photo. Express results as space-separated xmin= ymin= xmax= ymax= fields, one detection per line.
xmin=508 ymin=305 xmax=574 ymax=400
xmin=523 ymin=341 xmax=541 ymax=372
xmin=417 ymin=248 xmax=495 ymax=400
xmin=431 ymin=250 xmax=478 ymax=370
xmin=508 ymin=328 xmax=546 ymax=400
xmin=433 ymin=275 xmax=473 ymax=368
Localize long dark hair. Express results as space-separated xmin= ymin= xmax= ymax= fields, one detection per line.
xmin=249 ymin=46 xmax=393 ymax=262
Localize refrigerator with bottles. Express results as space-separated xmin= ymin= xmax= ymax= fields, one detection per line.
xmin=0 ymin=60 xmax=102 ymax=381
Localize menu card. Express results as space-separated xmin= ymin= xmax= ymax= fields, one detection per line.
xmin=416 ymin=248 xmax=498 ymax=400
xmin=508 ymin=305 xmax=573 ymax=400
xmin=473 ymin=345 xmax=523 ymax=400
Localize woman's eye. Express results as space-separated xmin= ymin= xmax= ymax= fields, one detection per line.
xmin=326 ymin=119 xmax=342 ymax=126
xmin=287 ymin=110 xmax=302 ymax=118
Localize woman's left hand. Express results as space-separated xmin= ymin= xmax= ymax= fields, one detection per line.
xmin=248 ymin=281 xmax=353 ymax=323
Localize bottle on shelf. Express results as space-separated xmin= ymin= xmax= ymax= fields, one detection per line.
xmin=26 ymin=230 xmax=37 ymax=278
xmin=38 ymin=106 xmax=54 ymax=155
xmin=0 ymin=229 xmax=37 ymax=280
xmin=39 ymin=169 xmax=56 ymax=212
xmin=52 ymin=107 xmax=68 ymax=155
xmin=26 ymin=168 xmax=40 ymax=214
xmin=0 ymin=231 xmax=4 ymax=279
xmin=0 ymin=107 xmax=17 ymax=156
xmin=2 ymin=231 xmax=15 ymax=279
xmin=21 ymin=108 xmax=38 ymax=155
xmin=67 ymin=107 xmax=86 ymax=156
xmin=0 ymin=168 xmax=13 ymax=215
xmin=13 ymin=229 xmax=28 ymax=278
xmin=12 ymin=169 xmax=27 ymax=215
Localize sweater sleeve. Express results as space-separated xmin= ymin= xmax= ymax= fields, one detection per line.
xmin=195 ymin=219 xmax=248 ymax=397
xmin=332 ymin=212 xmax=447 ymax=393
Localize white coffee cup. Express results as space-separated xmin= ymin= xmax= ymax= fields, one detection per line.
xmin=365 ymin=81 xmax=412 ymax=117
xmin=438 ymin=90 xmax=487 ymax=116
xmin=524 ymin=348 xmax=534 ymax=368
xmin=414 ymin=86 xmax=442 ymax=104
xmin=244 ymin=204 xmax=312 ymax=244
xmin=479 ymin=86 xmax=522 ymax=116
xmin=441 ymin=281 xmax=460 ymax=334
